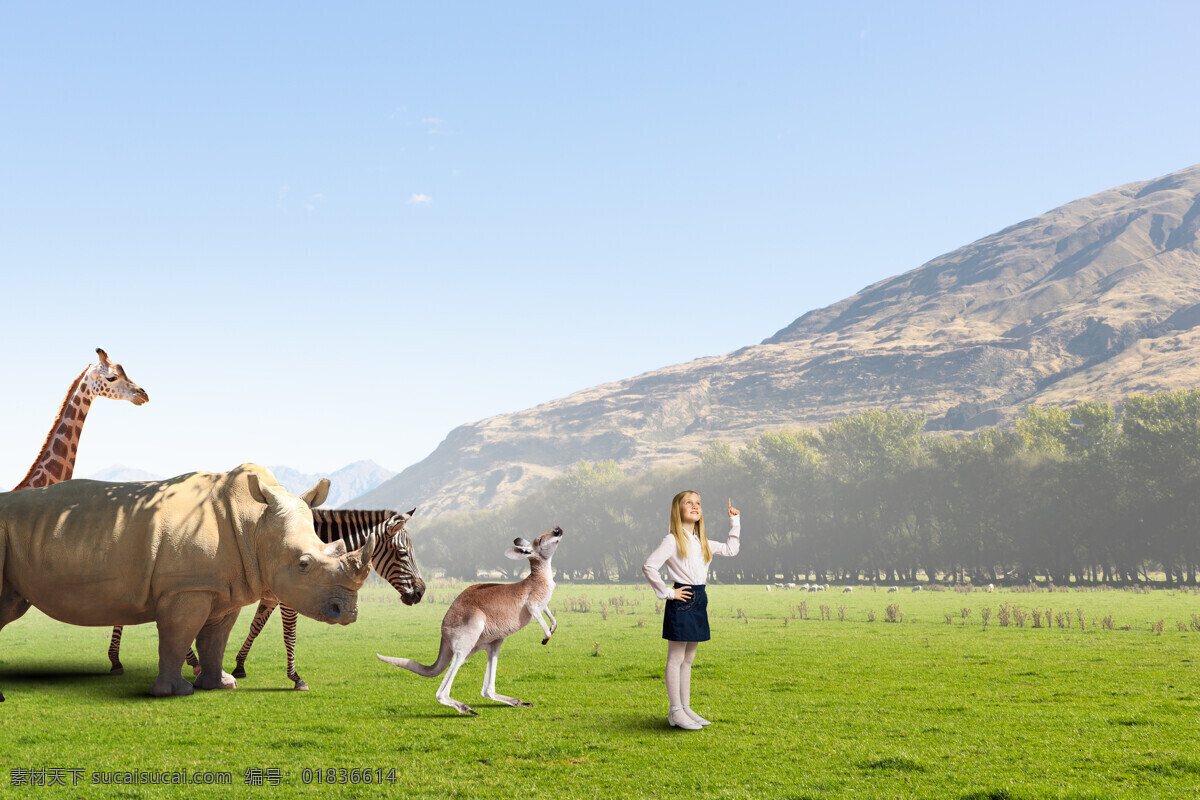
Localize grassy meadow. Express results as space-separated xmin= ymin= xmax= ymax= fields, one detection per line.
xmin=2 ymin=580 xmax=1200 ymax=799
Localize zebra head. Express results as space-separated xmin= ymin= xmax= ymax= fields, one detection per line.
xmin=376 ymin=508 xmax=425 ymax=605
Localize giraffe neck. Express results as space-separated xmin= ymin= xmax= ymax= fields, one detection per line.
xmin=15 ymin=367 xmax=97 ymax=489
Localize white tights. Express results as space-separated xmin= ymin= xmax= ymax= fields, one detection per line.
xmin=664 ymin=640 xmax=699 ymax=709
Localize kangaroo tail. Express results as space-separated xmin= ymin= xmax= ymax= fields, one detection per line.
xmin=377 ymin=637 xmax=452 ymax=677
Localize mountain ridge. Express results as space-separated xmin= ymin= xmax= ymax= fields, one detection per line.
xmin=86 ymin=460 xmax=396 ymax=509
xmin=351 ymin=163 xmax=1200 ymax=517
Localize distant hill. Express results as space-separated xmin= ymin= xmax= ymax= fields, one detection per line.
xmin=352 ymin=164 xmax=1200 ymax=517
xmin=85 ymin=465 xmax=164 ymax=483
xmin=268 ymin=460 xmax=397 ymax=509
xmin=85 ymin=460 xmax=396 ymax=508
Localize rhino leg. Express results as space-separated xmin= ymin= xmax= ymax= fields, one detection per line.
xmin=0 ymin=536 xmax=28 ymax=631
xmin=194 ymin=609 xmax=241 ymax=691
xmin=151 ymin=593 xmax=215 ymax=697
xmin=0 ymin=586 xmax=32 ymax=630
xmin=0 ymin=538 xmax=11 ymax=701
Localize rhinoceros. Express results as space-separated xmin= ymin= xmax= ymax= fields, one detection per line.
xmin=0 ymin=463 xmax=374 ymax=700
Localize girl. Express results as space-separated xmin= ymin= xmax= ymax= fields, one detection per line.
xmin=642 ymin=491 xmax=741 ymax=730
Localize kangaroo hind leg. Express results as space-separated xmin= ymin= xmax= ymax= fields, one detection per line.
xmin=481 ymin=639 xmax=531 ymax=708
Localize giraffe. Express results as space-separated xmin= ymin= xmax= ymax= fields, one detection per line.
xmin=14 ymin=348 xmax=149 ymax=490
xmin=0 ymin=348 xmax=147 ymax=703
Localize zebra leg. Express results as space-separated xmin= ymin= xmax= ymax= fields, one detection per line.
xmin=108 ymin=626 xmax=125 ymax=674
xmin=185 ymin=648 xmax=201 ymax=675
xmin=232 ymin=601 xmax=276 ymax=679
xmin=280 ymin=606 xmax=308 ymax=690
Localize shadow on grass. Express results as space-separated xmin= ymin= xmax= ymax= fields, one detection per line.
xmin=0 ymin=666 xmax=113 ymax=683
xmin=860 ymin=756 xmax=926 ymax=773
xmin=0 ymin=666 xmax=157 ymax=702
xmin=1136 ymin=757 xmax=1200 ymax=777
xmin=0 ymin=665 xmax=234 ymax=701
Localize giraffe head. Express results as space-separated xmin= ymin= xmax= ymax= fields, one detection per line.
xmin=87 ymin=348 xmax=149 ymax=405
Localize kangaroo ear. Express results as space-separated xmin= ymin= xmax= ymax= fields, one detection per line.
xmin=505 ymin=545 xmax=533 ymax=560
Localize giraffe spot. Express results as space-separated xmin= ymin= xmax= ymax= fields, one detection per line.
xmin=47 ymin=462 xmax=64 ymax=479
xmin=51 ymin=439 xmax=68 ymax=458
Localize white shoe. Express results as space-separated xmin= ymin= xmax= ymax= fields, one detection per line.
xmin=668 ymin=708 xmax=702 ymax=730
xmin=684 ymin=707 xmax=711 ymax=726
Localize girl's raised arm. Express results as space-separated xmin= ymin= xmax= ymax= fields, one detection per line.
xmin=710 ymin=499 xmax=741 ymax=558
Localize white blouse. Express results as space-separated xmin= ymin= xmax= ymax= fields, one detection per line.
xmin=642 ymin=516 xmax=741 ymax=600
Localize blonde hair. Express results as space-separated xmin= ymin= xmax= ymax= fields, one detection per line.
xmin=669 ymin=490 xmax=712 ymax=563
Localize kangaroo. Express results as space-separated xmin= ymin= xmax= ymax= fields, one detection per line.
xmin=377 ymin=526 xmax=563 ymax=716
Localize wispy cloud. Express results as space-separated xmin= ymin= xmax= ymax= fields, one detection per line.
xmin=422 ymin=117 xmax=448 ymax=135
xmin=407 ymin=193 xmax=433 ymax=206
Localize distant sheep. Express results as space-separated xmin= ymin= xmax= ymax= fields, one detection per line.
xmin=912 ymin=586 xmax=922 ymax=592
xmin=986 ymin=584 xmax=995 ymax=593
xmin=887 ymin=586 xmax=898 ymax=593
xmin=842 ymin=587 xmax=853 ymax=594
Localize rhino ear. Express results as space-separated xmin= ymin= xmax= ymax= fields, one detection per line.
xmin=324 ymin=539 xmax=347 ymax=558
xmin=350 ymin=534 xmax=374 ymax=578
xmin=299 ymin=478 xmax=331 ymax=509
xmin=248 ymin=473 xmax=283 ymax=506
xmin=344 ymin=533 xmax=375 ymax=581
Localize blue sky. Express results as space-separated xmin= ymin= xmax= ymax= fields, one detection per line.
xmin=2 ymin=2 xmax=1199 ymax=488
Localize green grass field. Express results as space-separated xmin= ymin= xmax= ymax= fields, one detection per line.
xmin=2 ymin=580 xmax=1200 ymax=799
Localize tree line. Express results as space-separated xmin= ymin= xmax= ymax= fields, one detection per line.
xmin=414 ymin=389 xmax=1200 ymax=586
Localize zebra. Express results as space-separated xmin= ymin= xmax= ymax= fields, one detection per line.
xmin=106 ymin=507 xmax=425 ymax=690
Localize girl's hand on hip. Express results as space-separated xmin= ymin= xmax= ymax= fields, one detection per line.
xmin=728 ymin=498 xmax=740 ymax=517
xmin=673 ymin=587 xmax=693 ymax=601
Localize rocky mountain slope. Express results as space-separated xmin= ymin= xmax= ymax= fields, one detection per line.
xmin=352 ymin=164 xmax=1200 ymax=516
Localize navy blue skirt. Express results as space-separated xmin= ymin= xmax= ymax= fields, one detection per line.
xmin=662 ymin=583 xmax=710 ymax=642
